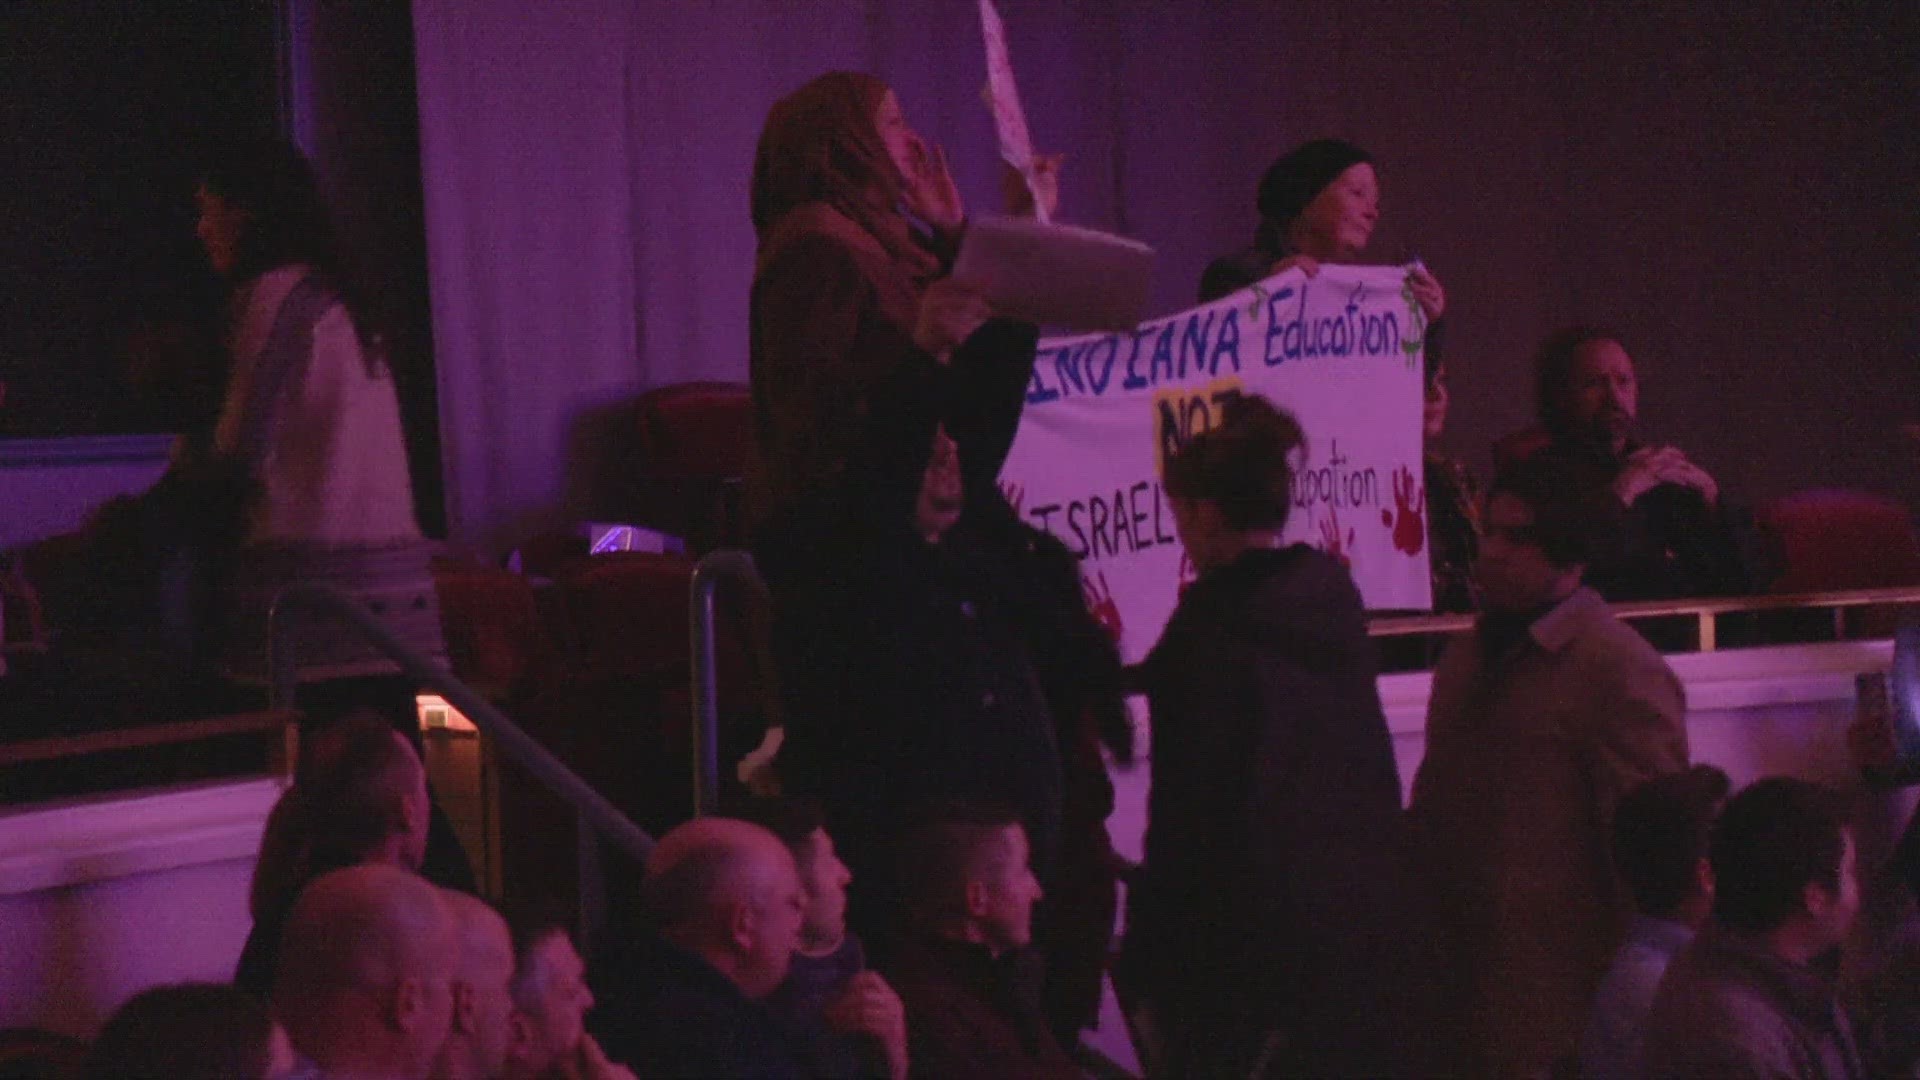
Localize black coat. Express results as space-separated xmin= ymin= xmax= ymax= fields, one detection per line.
xmin=756 ymin=315 xmax=1062 ymax=930
xmin=767 ymin=522 xmax=1063 ymax=882
xmin=1120 ymin=545 xmax=1409 ymax=1071
xmin=1530 ymin=437 xmax=1755 ymax=602
xmin=589 ymin=934 xmax=810 ymax=1080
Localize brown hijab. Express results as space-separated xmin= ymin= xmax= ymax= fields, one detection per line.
xmin=750 ymin=72 xmax=942 ymax=285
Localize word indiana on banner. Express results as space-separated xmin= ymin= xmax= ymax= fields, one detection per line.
xmin=999 ymin=263 xmax=1433 ymax=664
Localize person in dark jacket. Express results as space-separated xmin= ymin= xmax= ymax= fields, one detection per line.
xmin=235 ymin=712 xmax=432 ymax=997
xmin=1525 ymin=325 xmax=1755 ymax=601
xmin=880 ymin=805 xmax=1081 ymax=1080
xmin=955 ymin=492 xmax=1133 ymax=1047
xmin=588 ymin=818 xmax=813 ymax=1079
xmin=761 ymin=408 xmax=1064 ymax=944
xmin=1118 ymin=394 xmax=1411 ymax=1079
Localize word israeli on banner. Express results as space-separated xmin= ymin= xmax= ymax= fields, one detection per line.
xmin=976 ymin=0 xmax=1048 ymax=224
xmin=999 ymin=263 xmax=1433 ymax=663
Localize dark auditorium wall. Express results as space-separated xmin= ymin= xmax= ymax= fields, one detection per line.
xmin=1259 ymin=0 xmax=1920 ymax=516
xmin=1104 ymin=0 xmax=1919 ymax=519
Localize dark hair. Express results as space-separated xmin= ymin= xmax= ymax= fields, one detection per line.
xmin=84 ymin=983 xmax=276 ymax=1080
xmin=1162 ymin=394 xmax=1306 ymax=532
xmin=1485 ymin=455 xmax=1623 ymax=569
xmin=898 ymin=804 xmax=1026 ymax=924
xmin=1613 ymin=765 xmax=1732 ymax=918
xmin=200 ymin=137 xmax=339 ymax=286
xmin=249 ymin=712 xmax=418 ymax=920
xmin=1532 ymin=324 xmax=1621 ymax=435
xmin=734 ymin=796 xmax=828 ymax=854
xmin=199 ymin=137 xmax=380 ymax=358
xmin=1710 ymin=777 xmax=1850 ymax=933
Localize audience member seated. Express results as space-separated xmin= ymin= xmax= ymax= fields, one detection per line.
xmin=1119 ymin=394 xmax=1409 ymax=1079
xmin=1407 ymin=456 xmax=1690 ymax=1077
xmin=83 ymin=982 xmax=295 ymax=1080
xmin=588 ymin=817 xmax=811 ymax=1078
xmin=879 ymin=806 xmax=1079 ymax=1080
xmin=1579 ymin=764 xmax=1731 ymax=1080
xmin=741 ymin=797 xmax=908 ymax=1080
xmin=429 ymin=892 xmax=517 ymax=1080
xmin=1641 ymin=777 xmax=1865 ymax=1079
xmin=272 ymin=864 xmax=458 ymax=1080
xmin=238 ymin=712 xmax=433 ymax=996
xmin=1524 ymin=325 xmax=1754 ymax=601
xmin=504 ymin=921 xmax=634 ymax=1080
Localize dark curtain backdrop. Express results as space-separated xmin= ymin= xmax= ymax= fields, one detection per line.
xmin=396 ymin=0 xmax=1919 ymax=552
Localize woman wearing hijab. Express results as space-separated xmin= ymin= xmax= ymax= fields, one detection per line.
xmin=747 ymin=72 xmax=1057 ymax=536
xmin=1198 ymin=138 xmax=1446 ymax=336
xmin=747 ymin=72 xmax=1069 ymax=942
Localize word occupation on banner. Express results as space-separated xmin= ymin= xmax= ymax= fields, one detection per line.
xmin=998 ymin=264 xmax=1433 ymax=663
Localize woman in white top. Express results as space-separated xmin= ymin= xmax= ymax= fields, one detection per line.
xmin=190 ymin=138 xmax=443 ymax=688
xmin=196 ymin=137 xmax=470 ymax=889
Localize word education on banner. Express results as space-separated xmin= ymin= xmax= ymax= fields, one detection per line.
xmin=999 ymin=264 xmax=1434 ymax=663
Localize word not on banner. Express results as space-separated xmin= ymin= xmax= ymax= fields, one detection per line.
xmin=999 ymin=264 xmax=1432 ymax=663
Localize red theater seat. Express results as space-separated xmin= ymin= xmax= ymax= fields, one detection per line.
xmin=553 ymin=552 xmax=697 ymax=684
xmin=1758 ymin=489 xmax=1920 ymax=593
xmin=626 ymin=382 xmax=754 ymax=548
xmin=433 ymin=563 xmax=560 ymax=694
xmin=633 ymin=381 xmax=755 ymax=482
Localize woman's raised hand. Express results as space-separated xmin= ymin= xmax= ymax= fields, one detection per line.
xmin=1407 ymin=264 xmax=1446 ymax=321
xmin=901 ymin=136 xmax=964 ymax=233
xmin=912 ymin=278 xmax=991 ymax=360
xmin=1002 ymin=153 xmax=1063 ymax=220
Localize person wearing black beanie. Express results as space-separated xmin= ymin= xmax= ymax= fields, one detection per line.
xmin=1197 ymin=138 xmax=1445 ymax=332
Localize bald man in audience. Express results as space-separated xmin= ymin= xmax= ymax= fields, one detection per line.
xmin=589 ymin=817 xmax=812 ymax=1078
xmin=272 ymin=864 xmax=458 ymax=1080
xmin=428 ymin=891 xmax=516 ymax=1080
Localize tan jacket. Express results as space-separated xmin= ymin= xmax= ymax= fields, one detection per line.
xmin=1408 ymin=587 xmax=1689 ymax=1078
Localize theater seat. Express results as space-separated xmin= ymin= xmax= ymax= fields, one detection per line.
xmin=1492 ymin=426 xmax=1552 ymax=474
xmin=624 ymin=382 xmax=755 ymax=549
xmin=433 ymin=563 xmax=561 ymax=694
xmin=1758 ymin=488 xmax=1920 ymax=593
xmin=552 ymin=552 xmax=697 ymax=684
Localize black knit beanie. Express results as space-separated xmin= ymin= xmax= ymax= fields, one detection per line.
xmin=1254 ymin=138 xmax=1371 ymax=251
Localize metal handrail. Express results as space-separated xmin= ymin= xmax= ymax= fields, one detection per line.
xmin=689 ymin=549 xmax=781 ymax=817
xmin=1368 ymin=585 xmax=1920 ymax=651
xmin=266 ymin=583 xmax=655 ymax=863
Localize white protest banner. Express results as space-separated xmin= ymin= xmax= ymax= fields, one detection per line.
xmin=999 ymin=264 xmax=1434 ymax=663
xmin=976 ymin=0 xmax=1049 ymax=223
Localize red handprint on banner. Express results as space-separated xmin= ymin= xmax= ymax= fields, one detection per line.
xmin=1318 ymin=507 xmax=1357 ymax=570
xmin=1381 ymin=465 xmax=1427 ymax=555
xmin=1081 ymin=570 xmax=1125 ymax=645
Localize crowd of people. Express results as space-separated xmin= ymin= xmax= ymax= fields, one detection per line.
xmin=5 ymin=63 xmax=1913 ymax=1080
